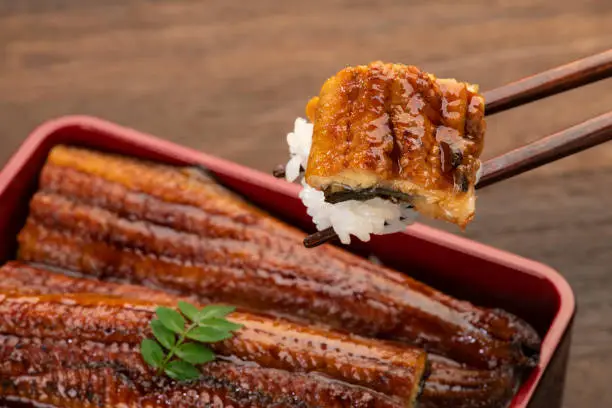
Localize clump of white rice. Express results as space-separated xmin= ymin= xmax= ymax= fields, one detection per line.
xmin=285 ymin=118 xmax=419 ymax=245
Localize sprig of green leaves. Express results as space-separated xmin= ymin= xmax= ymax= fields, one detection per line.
xmin=141 ymin=301 xmax=243 ymax=381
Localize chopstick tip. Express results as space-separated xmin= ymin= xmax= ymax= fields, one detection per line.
xmin=272 ymin=164 xmax=286 ymax=178
xmin=303 ymin=227 xmax=338 ymax=248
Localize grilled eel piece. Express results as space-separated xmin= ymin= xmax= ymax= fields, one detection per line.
xmin=0 ymin=262 xmax=518 ymax=408
xmin=0 ymin=292 xmax=427 ymax=408
xmin=304 ymin=61 xmax=485 ymax=228
xmin=420 ymin=355 xmax=516 ymax=408
xmin=17 ymin=145 xmax=540 ymax=371
xmin=0 ymin=335 xmax=411 ymax=408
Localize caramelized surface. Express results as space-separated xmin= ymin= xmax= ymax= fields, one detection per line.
xmin=304 ymin=62 xmax=486 ymax=227
xmin=0 ymin=335 xmax=407 ymax=408
xmin=420 ymin=355 xmax=517 ymax=408
xmin=17 ymin=146 xmax=539 ymax=371
xmin=0 ymin=262 xmax=519 ymax=408
xmin=0 ymin=262 xmax=188 ymax=304
xmin=0 ymin=291 xmax=427 ymax=405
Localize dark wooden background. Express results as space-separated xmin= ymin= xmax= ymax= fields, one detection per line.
xmin=1 ymin=1 xmax=611 ymax=406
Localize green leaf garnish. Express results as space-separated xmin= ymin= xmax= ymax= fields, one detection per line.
xmin=165 ymin=360 xmax=201 ymax=381
xmin=175 ymin=343 xmax=215 ymax=364
xmin=151 ymin=319 xmax=176 ymax=350
xmin=198 ymin=317 xmax=243 ymax=332
xmin=178 ymin=301 xmax=200 ymax=322
xmin=141 ymin=339 xmax=164 ymax=368
xmin=156 ymin=307 xmax=186 ymax=334
xmin=197 ymin=305 xmax=236 ymax=321
xmin=140 ymin=301 xmax=244 ymax=382
xmin=187 ymin=326 xmax=233 ymax=343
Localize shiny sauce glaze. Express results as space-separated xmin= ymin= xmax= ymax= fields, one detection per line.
xmin=2 ymin=145 xmax=545 ymax=407
xmin=0 ymin=262 xmax=520 ymax=408
xmin=0 ymin=292 xmax=427 ymax=406
xmin=305 ymin=61 xmax=485 ymax=194
xmin=17 ymin=146 xmax=539 ymax=371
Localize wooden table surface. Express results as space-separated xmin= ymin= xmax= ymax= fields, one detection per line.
xmin=1 ymin=1 xmax=611 ymax=406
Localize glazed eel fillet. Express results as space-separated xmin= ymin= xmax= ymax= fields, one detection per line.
xmin=0 ymin=287 xmax=428 ymax=408
xmin=17 ymin=145 xmax=540 ymax=371
xmin=0 ymin=262 xmax=518 ymax=408
xmin=304 ymin=62 xmax=486 ymax=227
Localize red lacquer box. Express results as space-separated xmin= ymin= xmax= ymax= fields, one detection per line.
xmin=0 ymin=116 xmax=575 ymax=408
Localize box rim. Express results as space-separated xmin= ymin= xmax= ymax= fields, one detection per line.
xmin=0 ymin=115 xmax=577 ymax=407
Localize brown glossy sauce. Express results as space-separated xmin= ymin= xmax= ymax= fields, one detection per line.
xmin=305 ymin=61 xmax=485 ymax=194
xmin=0 ymin=291 xmax=425 ymax=408
xmin=0 ymin=263 xmax=521 ymax=408
xmin=1 ymin=146 xmax=542 ymax=408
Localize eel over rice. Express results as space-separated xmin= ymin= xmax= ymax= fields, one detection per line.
xmin=304 ymin=62 xmax=486 ymax=228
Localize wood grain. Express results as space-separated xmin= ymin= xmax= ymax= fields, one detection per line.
xmin=483 ymin=49 xmax=612 ymax=115
xmin=1 ymin=1 xmax=612 ymax=407
xmin=478 ymin=111 xmax=612 ymax=188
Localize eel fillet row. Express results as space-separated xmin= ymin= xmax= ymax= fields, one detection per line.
xmin=0 ymin=289 xmax=426 ymax=408
xmin=16 ymin=145 xmax=540 ymax=371
xmin=0 ymin=335 xmax=409 ymax=408
xmin=0 ymin=262 xmax=517 ymax=408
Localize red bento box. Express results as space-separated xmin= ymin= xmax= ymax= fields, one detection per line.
xmin=0 ymin=116 xmax=575 ymax=408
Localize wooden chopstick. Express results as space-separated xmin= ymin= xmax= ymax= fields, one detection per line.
xmin=484 ymin=49 xmax=612 ymax=115
xmin=477 ymin=111 xmax=612 ymax=188
xmin=294 ymin=50 xmax=612 ymax=248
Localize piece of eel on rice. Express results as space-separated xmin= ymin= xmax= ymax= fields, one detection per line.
xmin=304 ymin=61 xmax=486 ymax=228
xmin=17 ymin=145 xmax=540 ymax=371
xmin=0 ymin=289 xmax=428 ymax=408
xmin=0 ymin=262 xmax=518 ymax=408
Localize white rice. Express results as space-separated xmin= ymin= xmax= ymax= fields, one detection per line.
xmin=285 ymin=117 xmax=419 ymax=245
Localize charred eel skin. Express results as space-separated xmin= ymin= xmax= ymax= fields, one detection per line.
xmin=0 ymin=291 xmax=427 ymax=407
xmin=0 ymin=262 xmax=518 ymax=408
xmin=17 ymin=145 xmax=541 ymax=370
xmin=0 ymin=335 xmax=409 ymax=408
xmin=420 ymin=355 xmax=517 ymax=408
